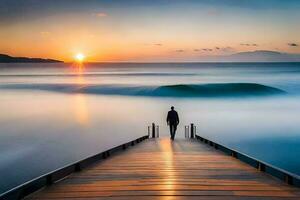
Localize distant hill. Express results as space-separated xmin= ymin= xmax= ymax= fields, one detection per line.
xmin=201 ymin=50 xmax=300 ymax=62
xmin=0 ymin=54 xmax=63 ymax=63
xmin=227 ymin=50 xmax=300 ymax=62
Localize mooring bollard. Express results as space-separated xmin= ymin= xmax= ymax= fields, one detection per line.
xmin=190 ymin=123 xmax=195 ymax=138
xmin=148 ymin=123 xmax=159 ymax=138
xmin=152 ymin=123 xmax=156 ymax=138
xmin=148 ymin=126 xmax=151 ymax=137
xmin=184 ymin=126 xmax=189 ymax=138
xmin=156 ymin=125 xmax=159 ymax=138
xmin=185 ymin=124 xmax=197 ymax=138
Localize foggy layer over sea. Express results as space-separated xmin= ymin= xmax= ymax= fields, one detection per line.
xmin=0 ymin=62 xmax=300 ymax=193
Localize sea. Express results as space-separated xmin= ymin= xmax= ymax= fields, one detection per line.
xmin=0 ymin=62 xmax=300 ymax=193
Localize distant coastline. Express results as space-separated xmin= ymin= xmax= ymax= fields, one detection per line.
xmin=0 ymin=54 xmax=63 ymax=63
xmin=1 ymin=50 xmax=300 ymax=64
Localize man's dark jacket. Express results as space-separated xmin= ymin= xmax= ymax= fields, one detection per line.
xmin=167 ymin=110 xmax=179 ymax=125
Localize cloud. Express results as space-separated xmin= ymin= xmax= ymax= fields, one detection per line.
xmin=175 ymin=49 xmax=185 ymax=53
xmin=288 ymin=43 xmax=298 ymax=47
xmin=214 ymin=46 xmax=235 ymax=52
xmin=196 ymin=47 xmax=235 ymax=52
xmin=240 ymin=43 xmax=258 ymax=46
xmin=94 ymin=12 xmax=107 ymax=17
xmin=202 ymin=48 xmax=213 ymax=52
xmin=154 ymin=43 xmax=162 ymax=46
xmin=221 ymin=47 xmax=235 ymax=52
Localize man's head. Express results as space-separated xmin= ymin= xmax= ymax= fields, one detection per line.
xmin=171 ymin=106 xmax=174 ymax=110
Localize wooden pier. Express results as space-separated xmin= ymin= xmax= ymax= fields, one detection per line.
xmin=22 ymin=138 xmax=300 ymax=200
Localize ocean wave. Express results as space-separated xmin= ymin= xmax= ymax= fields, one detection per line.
xmin=153 ymin=83 xmax=286 ymax=97
xmin=0 ymin=83 xmax=286 ymax=98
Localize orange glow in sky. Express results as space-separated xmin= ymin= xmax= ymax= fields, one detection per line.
xmin=0 ymin=1 xmax=299 ymax=62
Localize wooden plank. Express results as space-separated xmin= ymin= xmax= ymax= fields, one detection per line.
xmin=26 ymin=138 xmax=300 ymax=200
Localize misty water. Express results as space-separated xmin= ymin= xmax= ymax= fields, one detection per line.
xmin=0 ymin=62 xmax=300 ymax=193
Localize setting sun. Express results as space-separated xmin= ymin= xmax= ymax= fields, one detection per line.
xmin=75 ymin=53 xmax=85 ymax=62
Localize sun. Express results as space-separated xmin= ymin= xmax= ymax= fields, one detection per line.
xmin=75 ymin=53 xmax=85 ymax=62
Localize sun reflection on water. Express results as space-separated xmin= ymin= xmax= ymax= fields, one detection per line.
xmin=73 ymin=94 xmax=89 ymax=126
xmin=72 ymin=62 xmax=90 ymax=126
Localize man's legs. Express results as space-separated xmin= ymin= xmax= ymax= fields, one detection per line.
xmin=172 ymin=125 xmax=177 ymax=140
xmin=169 ymin=124 xmax=173 ymax=139
xmin=170 ymin=124 xmax=176 ymax=140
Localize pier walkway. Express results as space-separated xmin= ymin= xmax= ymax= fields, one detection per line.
xmin=26 ymin=138 xmax=300 ymax=200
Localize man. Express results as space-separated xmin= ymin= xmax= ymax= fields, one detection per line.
xmin=167 ymin=106 xmax=179 ymax=140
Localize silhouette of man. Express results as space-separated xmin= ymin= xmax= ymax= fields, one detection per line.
xmin=167 ymin=106 xmax=179 ymax=140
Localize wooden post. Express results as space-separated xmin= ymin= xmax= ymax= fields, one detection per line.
xmin=147 ymin=126 xmax=151 ymax=137
xmin=214 ymin=143 xmax=218 ymax=149
xmin=152 ymin=123 xmax=156 ymax=138
xmin=258 ymin=162 xmax=266 ymax=172
xmin=285 ymin=174 xmax=293 ymax=185
xmin=231 ymin=151 xmax=237 ymax=158
xmin=75 ymin=163 xmax=81 ymax=172
xmin=46 ymin=175 xmax=53 ymax=185
xmin=190 ymin=123 xmax=195 ymax=138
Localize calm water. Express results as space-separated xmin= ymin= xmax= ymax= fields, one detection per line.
xmin=1 ymin=62 xmax=300 ymax=193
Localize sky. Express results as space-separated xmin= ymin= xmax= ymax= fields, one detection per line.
xmin=0 ymin=0 xmax=300 ymax=62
